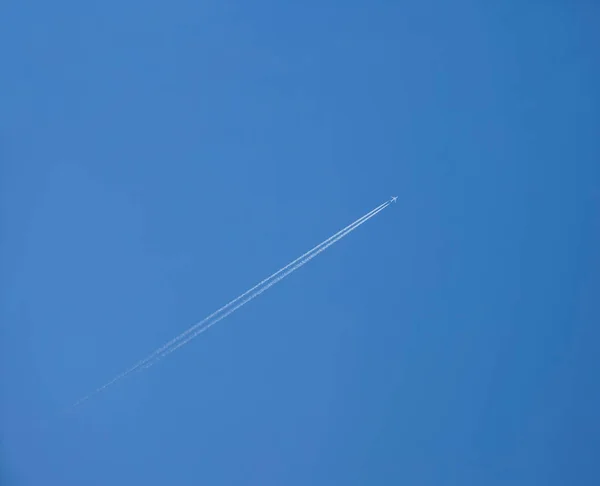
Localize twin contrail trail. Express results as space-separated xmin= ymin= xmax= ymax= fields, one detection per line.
xmin=72 ymin=198 xmax=394 ymax=408
xmin=142 ymin=200 xmax=391 ymax=367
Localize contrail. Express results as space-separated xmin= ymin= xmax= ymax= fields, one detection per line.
xmin=137 ymin=201 xmax=390 ymax=371
xmin=77 ymin=200 xmax=388 ymax=398
xmin=136 ymin=201 xmax=390 ymax=371
xmin=138 ymin=200 xmax=388 ymax=365
xmin=144 ymin=201 xmax=391 ymax=366
xmin=71 ymin=199 xmax=392 ymax=408
xmin=136 ymin=200 xmax=389 ymax=367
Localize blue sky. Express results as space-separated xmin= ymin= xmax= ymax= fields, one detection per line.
xmin=1 ymin=1 xmax=598 ymax=484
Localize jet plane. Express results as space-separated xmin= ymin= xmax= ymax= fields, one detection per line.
xmin=390 ymin=196 xmax=398 ymax=203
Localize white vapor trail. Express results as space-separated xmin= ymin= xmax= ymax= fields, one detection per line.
xmin=144 ymin=201 xmax=390 ymax=366
xmin=71 ymin=199 xmax=391 ymax=408
xmin=139 ymin=200 xmax=388 ymax=365
xmin=138 ymin=201 xmax=390 ymax=371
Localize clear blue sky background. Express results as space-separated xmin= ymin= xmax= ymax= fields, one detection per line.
xmin=1 ymin=1 xmax=598 ymax=485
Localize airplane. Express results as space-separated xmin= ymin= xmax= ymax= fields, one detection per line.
xmin=390 ymin=196 xmax=398 ymax=203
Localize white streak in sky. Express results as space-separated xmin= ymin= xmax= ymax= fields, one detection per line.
xmin=71 ymin=199 xmax=392 ymax=408
xmin=145 ymin=201 xmax=390 ymax=366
